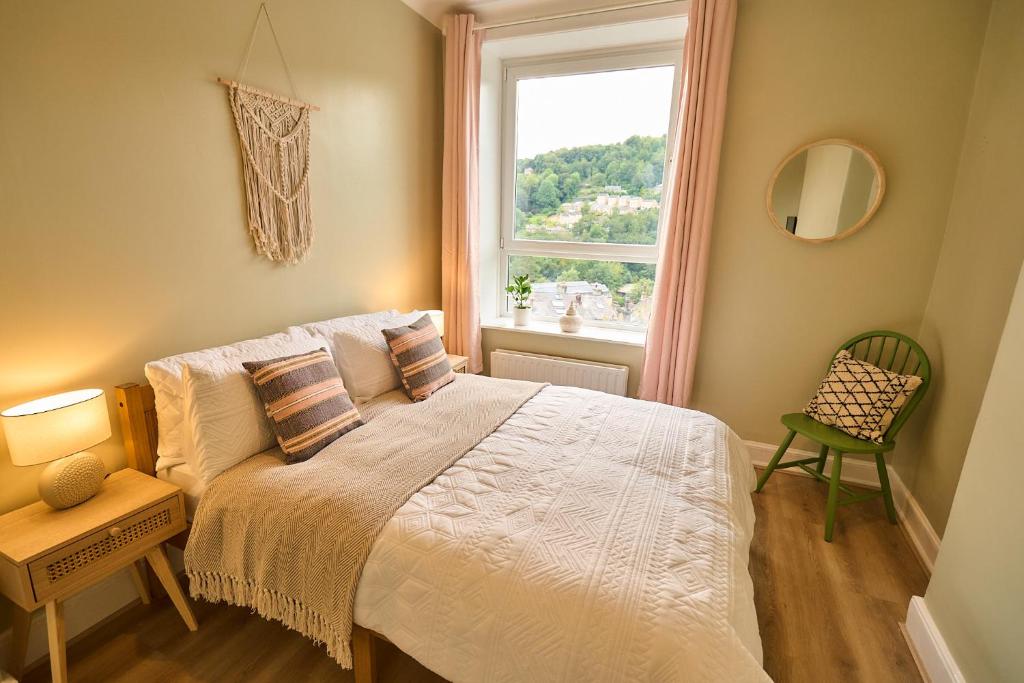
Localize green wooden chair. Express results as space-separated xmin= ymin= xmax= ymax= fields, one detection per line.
xmin=755 ymin=331 xmax=931 ymax=542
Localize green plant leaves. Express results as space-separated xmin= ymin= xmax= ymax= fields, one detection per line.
xmin=506 ymin=274 xmax=532 ymax=307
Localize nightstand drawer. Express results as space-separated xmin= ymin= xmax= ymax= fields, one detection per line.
xmin=28 ymin=495 xmax=184 ymax=602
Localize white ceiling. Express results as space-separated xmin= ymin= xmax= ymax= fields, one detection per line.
xmin=399 ymin=0 xmax=654 ymax=29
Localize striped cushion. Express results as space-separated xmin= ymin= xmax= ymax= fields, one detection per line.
xmin=381 ymin=314 xmax=455 ymax=401
xmin=243 ymin=349 xmax=364 ymax=463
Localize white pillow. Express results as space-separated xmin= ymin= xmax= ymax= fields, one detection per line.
xmin=299 ymin=310 xmax=398 ymax=363
xmin=330 ymin=311 xmax=424 ymax=402
xmin=144 ymin=327 xmax=322 ymax=470
xmin=181 ymin=336 xmax=329 ymax=484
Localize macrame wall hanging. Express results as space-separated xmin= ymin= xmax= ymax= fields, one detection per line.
xmin=219 ymin=2 xmax=318 ymax=265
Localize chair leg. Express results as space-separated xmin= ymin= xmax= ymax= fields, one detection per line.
xmin=756 ymin=430 xmax=796 ymax=492
xmin=824 ymin=452 xmax=843 ymax=542
xmin=815 ymin=443 xmax=829 ymax=475
xmin=875 ymin=453 xmax=897 ymax=524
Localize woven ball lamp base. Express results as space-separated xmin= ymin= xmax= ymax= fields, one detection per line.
xmin=38 ymin=451 xmax=106 ymax=509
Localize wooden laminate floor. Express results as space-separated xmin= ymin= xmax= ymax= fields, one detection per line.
xmin=751 ymin=470 xmax=928 ymax=682
xmin=22 ymin=472 xmax=928 ymax=683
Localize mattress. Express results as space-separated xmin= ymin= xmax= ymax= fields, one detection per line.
xmin=354 ymin=385 xmax=765 ymax=681
xmin=157 ymin=461 xmax=205 ymax=520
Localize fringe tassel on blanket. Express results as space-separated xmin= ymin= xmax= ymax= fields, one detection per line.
xmin=227 ymin=85 xmax=314 ymax=265
xmin=188 ymin=570 xmax=353 ymax=668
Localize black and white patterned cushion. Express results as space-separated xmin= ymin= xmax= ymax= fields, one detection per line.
xmin=804 ymin=350 xmax=922 ymax=444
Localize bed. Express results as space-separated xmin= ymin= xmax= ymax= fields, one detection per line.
xmin=115 ymin=326 xmax=767 ymax=683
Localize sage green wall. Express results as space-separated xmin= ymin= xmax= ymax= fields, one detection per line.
xmin=893 ymin=0 xmax=1024 ymax=535
xmin=0 ymin=0 xmax=442 ymax=514
xmin=691 ymin=0 xmax=989 ymax=457
xmin=924 ymin=262 xmax=1024 ymax=682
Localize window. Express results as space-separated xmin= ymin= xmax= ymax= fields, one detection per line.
xmin=499 ymin=47 xmax=681 ymax=330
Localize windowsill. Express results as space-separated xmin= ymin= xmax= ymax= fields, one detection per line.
xmin=481 ymin=318 xmax=647 ymax=348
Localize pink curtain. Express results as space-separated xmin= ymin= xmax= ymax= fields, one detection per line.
xmin=639 ymin=0 xmax=737 ymax=406
xmin=441 ymin=14 xmax=484 ymax=373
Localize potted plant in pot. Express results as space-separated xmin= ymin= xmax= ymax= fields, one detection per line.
xmin=506 ymin=274 xmax=532 ymax=327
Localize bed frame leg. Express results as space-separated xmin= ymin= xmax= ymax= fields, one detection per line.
xmin=353 ymin=625 xmax=378 ymax=683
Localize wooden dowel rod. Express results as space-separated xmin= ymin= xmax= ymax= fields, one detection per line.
xmin=216 ymin=77 xmax=321 ymax=111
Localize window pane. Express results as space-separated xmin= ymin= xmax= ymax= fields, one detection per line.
xmin=509 ymin=255 xmax=655 ymax=327
xmin=514 ymin=66 xmax=675 ymax=246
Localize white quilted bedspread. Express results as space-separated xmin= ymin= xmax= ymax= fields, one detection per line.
xmin=353 ymin=386 xmax=768 ymax=682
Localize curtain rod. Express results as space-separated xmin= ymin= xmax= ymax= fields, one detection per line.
xmin=472 ymin=0 xmax=685 ymax=32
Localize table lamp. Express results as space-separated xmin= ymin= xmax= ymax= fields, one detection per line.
xmin=425 ymin=309 xmax=445 ymax=337
xmin=2 ymin=388 xmax=111 ymax=509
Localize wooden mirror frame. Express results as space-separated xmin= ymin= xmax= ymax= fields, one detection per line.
xmin=765 ymin=138 xmax=886 ymax=244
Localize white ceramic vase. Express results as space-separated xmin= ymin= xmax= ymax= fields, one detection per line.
xmin=559 ymin=300 xmax=583 ymax=333
xmin=512 ymin=307 xmax=531 ymax=327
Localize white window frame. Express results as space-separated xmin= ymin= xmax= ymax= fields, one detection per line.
xmin=498 ymin=43 xmax=684 ymax=329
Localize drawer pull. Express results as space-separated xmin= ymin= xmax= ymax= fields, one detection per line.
xmin=41 ymin=508 xmax=173 ymax=584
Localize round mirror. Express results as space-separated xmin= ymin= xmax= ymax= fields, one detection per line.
xmin=766 ymin=139 xmax=885 ymax=242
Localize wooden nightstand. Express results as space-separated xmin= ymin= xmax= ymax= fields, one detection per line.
xmin=447 ymin=354 xmax=469 ymax=373
xmin=0 ymin=469 xmax=196 ymax=682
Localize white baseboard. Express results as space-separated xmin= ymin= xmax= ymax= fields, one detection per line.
xmin=889 ymin=469 xmax=941 ymax=574
xmin=744 ymin=440 xmax=882 ymax=488
xmin=904 ymin=596 xmax=965 ymax=683
xmin=745 ymin=440 xmax=940 ymax=572
xmin=0 ymin=546 xmax=185 ymax=671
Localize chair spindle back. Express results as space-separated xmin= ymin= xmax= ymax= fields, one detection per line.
xmin=831 ymin=330 xmax=931 ymax=442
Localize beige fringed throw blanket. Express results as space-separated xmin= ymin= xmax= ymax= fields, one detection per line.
xmin=184 ymin=374 xmax=544 ymax=668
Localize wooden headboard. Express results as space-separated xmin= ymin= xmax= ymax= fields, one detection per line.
xmin=115 ymin=383 xmax=158 ymax=477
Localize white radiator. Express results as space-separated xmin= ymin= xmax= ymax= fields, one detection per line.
xmin=490 ymin=349 xmax=629 ymax=396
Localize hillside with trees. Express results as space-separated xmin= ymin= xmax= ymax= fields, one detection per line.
xmin=516 ymin=134 xmax=667 ymax=208
xmin=515 ymin=134 xmax=666 ymax=245
xmin=509 ymin=134 xmax=666 ymax=324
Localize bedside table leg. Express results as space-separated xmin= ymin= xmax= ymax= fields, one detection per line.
xmin=45 ymin=600 xmax=67 ymax=683
xmin=145 ymin=544 xmax=198 ymax=631
xmin=128 ymin=559 xmax=152 ymax=604
xmin=8 ymin=605 xmax=32 ymax=678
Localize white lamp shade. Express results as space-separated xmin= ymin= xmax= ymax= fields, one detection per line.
xmin=2 ymin=389 xmax=111 ymax=466
xmin=425 ymin=309 xmax=444 ymax=337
